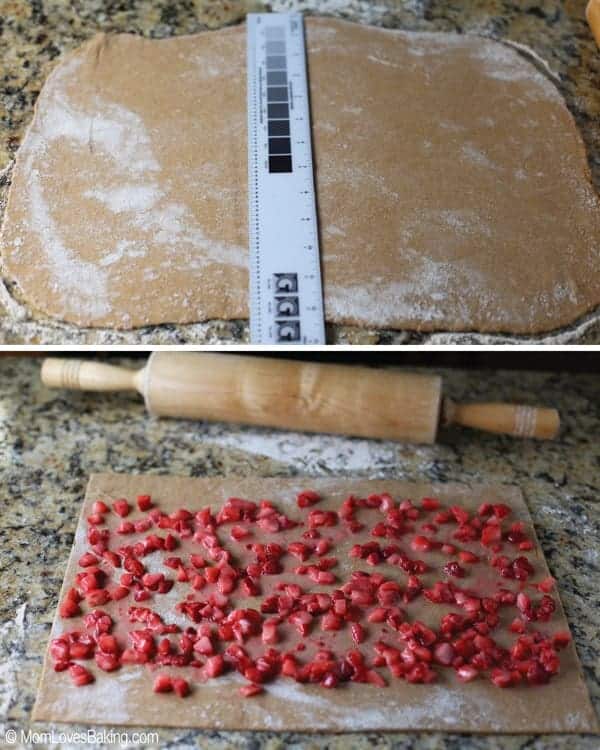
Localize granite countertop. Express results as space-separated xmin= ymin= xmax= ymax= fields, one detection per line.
xmin=0 ymin=0 xmax=599 ymax=344
xmin=0 ymin=356 xmax=598 ymax=748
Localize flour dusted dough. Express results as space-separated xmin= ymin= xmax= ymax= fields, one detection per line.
xmin=1 ymin=18 xmax=599 ymax=332
xmin=33 ymin=474 xmax=599 ymax=732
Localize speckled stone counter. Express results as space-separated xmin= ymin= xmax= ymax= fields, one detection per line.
xmin=0 ymin=356 xmax=598 ymax=748
xmin=1 ymin=0 xmax=599 ymax=344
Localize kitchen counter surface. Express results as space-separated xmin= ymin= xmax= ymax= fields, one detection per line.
xmin=0 ymin=356 xmax=598 ymax=748
xmin=0 ymin=0 xmax=599 ymax=344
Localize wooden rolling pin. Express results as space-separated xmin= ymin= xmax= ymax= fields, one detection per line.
xmin=40 ymin=353 xmax=559 ymax=444
xmin=587 ymin=0 xmax=600 ymax=47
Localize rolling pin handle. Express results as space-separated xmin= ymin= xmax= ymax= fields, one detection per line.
xmin=587 ymin=0 xmax=600 ymax=47
xmin=443 ymin=399 xmax=560 ymax=440
xmin=41 ymin=358 xmax=141 ymax=393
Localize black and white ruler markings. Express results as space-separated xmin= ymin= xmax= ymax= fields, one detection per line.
xmin=247 ymin=13 xmax=325 ymax=344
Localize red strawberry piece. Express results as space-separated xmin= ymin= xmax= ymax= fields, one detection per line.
xmin=153 ymin=674 xmax=173 ymax=693
xmin=239 ymin=683 xmax=263 ymax=697
xmin=113 ymin=499 xmax=131 ymax=518
xmin=205 ymin=654 xmax=225 ymax=678
xmin=172 ymin=678 xmax=190 ymax=697
xmin=137 ymin=494 xmax=152 ymax=511
xmin=297 ymin=490 xmax=321 ymax=508
xmin=69 ymin=664 xmax=94 ymax=686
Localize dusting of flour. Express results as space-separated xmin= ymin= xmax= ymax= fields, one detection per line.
xmin=260 ymin=679 xmax=499 ymax=730
xmin=207 ymin=428 xmax=403 ymax=475
xmin=3 ymin=36 xmax=246 ymax=326
xmin=46 ymin=668 xmax=144 ymax=724
xmin=26 ymin=171 xmax=112 ymax=320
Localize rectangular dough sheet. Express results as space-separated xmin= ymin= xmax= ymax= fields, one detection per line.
xmin=33 ymin=474 xmax=599 ymax=733
xmin=2 ymin=19 xmax=600 ymax=333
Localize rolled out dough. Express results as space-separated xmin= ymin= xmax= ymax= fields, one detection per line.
xmin=1 ymin=18 xmax=599 ymax=332
xmin=33 ymin=474 xmax=599 ymax=733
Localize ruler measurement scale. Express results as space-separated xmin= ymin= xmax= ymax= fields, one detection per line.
xmin=247 ymin=13 xmax=325 ymax=344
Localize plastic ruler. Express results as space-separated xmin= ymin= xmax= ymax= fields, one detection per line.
xmin=246 ymin=13 xmax=325 ymax=344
